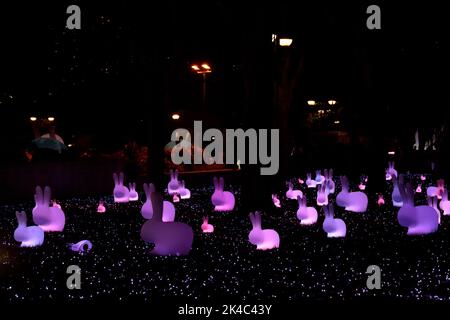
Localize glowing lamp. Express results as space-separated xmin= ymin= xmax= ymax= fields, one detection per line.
xmin=30 ymin=117 xmax=37 ymax=122
xmin=279 ymin=38 xmax=293 ymax=47
xmin=307 ymin=100 xmax=316 ymax=106
xmin=171 ymin=113 xmax=180 ymax=120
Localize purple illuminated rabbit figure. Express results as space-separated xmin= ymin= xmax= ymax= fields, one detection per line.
xmin=14 ymin=211 xmax=44 ymax=247
xmin=297 ymin=195 xmax=318 ymax=225
xmin=314 ymin=170 xmax=325 ymax=185
xmin=272 ymin=194 xmax=281 ymax=208
xmin=32 ymin=186 xmax=65 ymax=232
xmin=179 ymin=180 xmax=191 ymax=199
xmin=322 ymin=204 xmax=346 ymax=238
xmin=285 ymin=181 xmax=302 ymax=200
xmin=306 ymin=173 xmax=317 ymax=188
xmin=141 ymin=183 xmax=175 ymax=222
xmin=128 ymin=183 xmax=139 ymax=201
xmin=336 ymin=176 xmax=368 ymax=213
xmin=427 ymin=179 xmax=445 ymax=199
xmin=248 ymin=211 xmax=280 ymax=250
xmin=324 ymin=169 xmax=335 ymax=194
xmin=316 ymin=183 xmax=329 ymax=206
xmin=167 ymin=169 xmax=181 ymax=195
xmin=113 ymin=172 xmax=129 ymax=203
xmin=211 ymin=177 xmax=235 ymax=211
xmin=385 ymin=161 xmax=398 ymax=181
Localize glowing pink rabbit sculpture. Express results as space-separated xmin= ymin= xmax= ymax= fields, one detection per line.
xmin=322 ymin=204 xmax=346 ymax=238
xmin=167 ymin=169 xmax=181 ymax=195
xmin=179 ymin=180 xmax=191 ymax=199
xmin=377 ymin=194 xmax=385 ymax=206
xmin=97 ymin=201 xmax=106 ymax=213
xmin=336 ymin=176 xmax=368 ymax=213
xmin=272 ymin=194 xmax=281 ymax=208
xmin=306 ymin=173 xmax=317 ymax=188
xmin=316 ymin=183 xmax=329 ymax=206
xmin=385 ymin=161 xmax=398 ymax=181
xmin=416 ymin=184 xmax=422 ymax=193
xmin=113 ymin=172 xmax=129 ymax=203
xmin=314 ymin=170 xmax=325 ymax=185
xmin=397 ymin=183 xmax=438 ymax=235
xmin=141 ymin=183 xmax=175 ymax=222
xmin=128 ymin=183 xmax=139 ymax=201
xmin=440 ymin=189 xmax=450 ymax=215
xmin=427 ymin=179 xmax=445 ymax=199
xmin=52 ymin=200 xmax=61 ymax=209
xmin=140 ymin=192 xmax=193 ymax=256
xmin=248 ymin=211 xmax=280 ymax=250
xmin=211 ymin=177 xmax=235 ymax=211
xmin=32 ymin=186 xmax=65 ymax=232
xmin=297 ymin=195 xmax=318 ymax=225
xmin=201 ymin=216 xmax=214 ymax=233
xmin=14 ymin=211 xmax=44 ymax=247
xmin=285 ymin=181 xmax=302 ymax=200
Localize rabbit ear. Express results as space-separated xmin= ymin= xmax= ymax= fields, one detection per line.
xmin=213 ymin=177 xmax=218 ymax=189
xmin=119 ymin=172 xmax=124 ymax=185
xmin=324 ymin=169 xmax=328 ymax=179
xmin=329 ymin=169 xmax=333 ymax=178
xmin=219 ymin=177 xmax=224 ymax=190
xmin=150 ymin=192 xmax=164 ymax=219
xmin=169 ymin=169 xmax=173 ymax=179
xmin=143 ymin=183 xmax=149 ymax=195
xmin=249 ymin=212 xmax=255 ymax=225
xmin=297 ymin=195 xmax=302 ymax=205
xmin=148 ymin=183 xmax=155 ymax=193
xmin=329 ymin=204 xmax=334 ymax=216
xmin=174 ymin=169 xmax=179 ymax=179
xmin=427 ymin=196 xmax=433 ymax=206
xmin=35 ymin=186 xmax=43 ymax=204
xmin=113 ymin=173 xmax=118 ymax=185
xmin=254 ymin=211 xmax=262 ymax=227
xmin=323 ymin=205 xmax=329 ymax=216
xmin=43 ymin=186 xmax=51 ymax=205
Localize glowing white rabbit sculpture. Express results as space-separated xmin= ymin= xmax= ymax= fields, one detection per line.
xmin=285 ymin=181 xmax=302 ymax=200
xmin=113 ymin=172 xmax=129 ymax=203
xmin=322 ymin=204 xmax=346 ymax=238
xmin=248 ymin=211 xmax=280 ymax=250
xmin=167 ymin=169 xmax=181 ymax=195
xmin=201 ymin=216 xmax=214 ymax=233
xmin=336 ymin=176 xmax=368 ymax=213
xmin=297 ymin=195 xmax=318 ymax=225
xmin=440 ymin=189 xmax=450 ymax=215
xmin=141 ymin=183 xmax=175 ymax=222
xmin=128 ymin=183 xmax=139 ymax=201
xmin=14 ymin=211 xmax=44 ymax=247
xmin=391 ymin=175 xmax=403 ymax=207
xmin=316 ymin=183 xmax=329 ymax=206
xmin=211 ymin=177 xmax=235 ymax=211
xmin=32 ymin=186 xmax=65 ymax=232
xmin=140 ymin=192 xmax=193 ymax=256
xmin=385 ymin=161 xmax=398 ymax=181
xmin=179 ymin=180 xmax=191 ymax=199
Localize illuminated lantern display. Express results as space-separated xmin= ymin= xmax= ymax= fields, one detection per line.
xmin=297 ymin=195 xmax=318 ymax=225
xmin=201 ymin=216 xmax=214 ymax=233
xmin=14 ymin=211 xmax=44 ymax=247
xmin=128 ymin=183 xmax=139 ymax=201
xmin=322 ymin=204 xmax=346 ymax=238
xmin=336 ymin=176 xmax=368 ymax=213
xmin=248 ymin=211 xmax=280 ymax=250
xmin=113 ymin=172 xmax=130 ymax=203
xmin=285 ymin=181 xmax=302 ymax=200
xmin=141 ymin=183 xmax=175 ymax=222
xmin=32 ymin=186 xmax=66 ymax=232
xmin=140 ymin=192 xmax=193 ymax=256
xmin=211 ymin=177 xmax=235 ymax=211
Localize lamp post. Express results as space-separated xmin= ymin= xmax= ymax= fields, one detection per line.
xmin=191 ymin=63 xmax=212 ymax=110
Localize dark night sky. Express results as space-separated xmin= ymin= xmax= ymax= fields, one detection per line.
xmin=0 ymin=1 xmax=448 ymax=159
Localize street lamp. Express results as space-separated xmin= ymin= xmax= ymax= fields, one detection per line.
xmin=191 ymin=63 xmax=212 ymax=110
xmin=30 ymin=117 xmax=37 ymax=122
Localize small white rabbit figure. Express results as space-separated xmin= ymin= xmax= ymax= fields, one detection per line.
xmin=336 ymin=176 xmax=368 ymax=213
xmin=141 ymin=183 xmax=175 ymax=222
xmin=201 ymin=216 xmax=214 ymax=233
xmin=324 ymin=169 xmax=335 ymax=194
xmin=392 ymin=175 xmax=403 ymax=207
xmin=140 ymin=192 xmax=193 ymax=256
xmin=385 ymin=161 xmax=398 ymax=181
xmin=128 ymin=183 xmax=139 ymax=201
xmin=314 ymin=170 xmax=325 ymax=185
xmin=14 ymin=211 xmax=44 ymax=247
xmin=322 ymin=204 xmax=346 ymax=238
xmin=297 ymin=195 xmax=318 ymax=225
xmin=32 ymin=186 xmax=65 ymax=232
xmin=211 ymin=177 xmax=235 ymax=211
xmin=427 ymin=179 xmax=445 ymax=200
xmin=316 ymin=183 xmax=329 ymax=206
xmin=113 ymin=172 xmax=130 ymax=203
xmin=167 ymin=169 xmax=181 ymax=195
xmin=439 ymin=189 xmax=450 ymax=215
xmin=272 ymin=194 xmax=281 ymax=208
xmin=248 ymin=211 xmax=280 ymax=250
xmin=285 ymin=181 xmax=303 ymax=200
xmin=179 ymin=180 xmax=191 ymax=199
xmin=306 ymin=173 xmax=317 ymax=188
xmin=97 ymin=200 xmax=106 ymax=213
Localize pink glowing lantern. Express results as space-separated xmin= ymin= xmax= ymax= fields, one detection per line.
xmin=297 ymin=195 xmax=318 ymax=225
xmin=322 ymin=204 xmax=346 ymax=238
xmin=306 ymin=173 xmax=317 ymax=188
xmin=377 ymin=194 xmax=385 ymax=206
xmin=173 ymin=193 xmax=180 ymax=203
xmin=201 ymin=216 xmax=214 ymax=233
xmin=141 ymin=183 xmax=175 ymax=222
xmin=420 ymin=175 xmax=426 ymax=181
xmin=14 ymin=211 xmax=44 ymax=247
xmin=248 ymin=211 xmax=280 ymax=250
xmin=324 ymin=169 xmax=335 ymax=194
xmin=285 ymin=181 xmax=303 ymax=200
xmin=113 ymin=172 xmax=129 ymax=203
xmin=427 ymin=179 xmax=445 ymax=200
xmin=440 ymin=189 xmax=450 ymax=215
xmin=69 ymin=240 xmax=93 ymax=253
xmin=97 ymin=201 xmax=106 ymax=213
xmin=179 ymin=180 xmax=191 ymax=199
xmin=32 ymin=186 xmax=65 ymax=232
xmin=272 ymin=194 xmax=281 ymax=208
xmin=385 ymin=161 xmax=398 ymax=181
xmin=397 ymin=184 xmax=438 ymax=236
xmin=298 ymin=178 xmax=305 ymax=185
xmin=52 ymin=200 xmax=61 ymax=209
xmin=358 ymin=183 xmax=366 ymax=191
xmin=391 ymin=175 xmax=403 ymax=207
xmin=141 ymin=192 xmax=193 ymax=256
xmin=167 ymin=169 xmax=181 ymax=195
xmin=316 ymin=183 xmax=329 ymax=206
xmin=211 ymin=177 xmax=235 ymax=211
xmin=336 ymin=176 xmax=368 ymax=213
xmin=416 ymin=184 xmax=422 ymax=193
xmin=128 ymin=183 xmax=139 ymax=201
